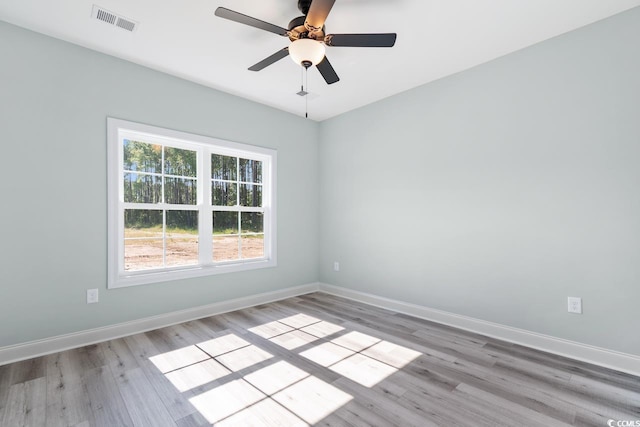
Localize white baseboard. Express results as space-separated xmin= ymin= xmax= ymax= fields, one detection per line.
xmin=0 ymin=283 xmax=319 ymax=366
xmin=318 ymin=283 xmax=640 ymax=377
xmin=3 ymin=281 xmax=638 ymax=377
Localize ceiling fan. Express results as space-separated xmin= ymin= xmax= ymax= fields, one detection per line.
xmin=214 ymin=0 xmax=397 ymax=84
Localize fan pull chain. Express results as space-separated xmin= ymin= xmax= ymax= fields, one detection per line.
xmin=297 ymin=64 xmax=310 ymax=119
xmin=304 ymin=67 xmax=309 ymax=119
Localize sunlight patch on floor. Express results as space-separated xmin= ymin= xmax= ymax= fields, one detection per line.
xmin=243 ymin=360 xmax=310 ymax=395
xmin=277 ymin=313 xmax=321 ymax=329
xmin=272 ymin=376 xmax=354 ymax=425
xmin=330 ymin=331 xmax=381 ymax=352
xmin=330 ymin=353 xmax=399 ymax=387
xmin=164 ymin=359 xmax=230 ymax=392
xmin=215 ymin=398 xmax=309 ymax=427
xmin=196 ymin=333 xmax=250 ymax=357
xmin=300 ymin=341 xmax=355 ymax=367
xmin=189 ymin=379 xmax=266 ymax=424
xmin=149 ymin=312 xmax=421 ymax=425
xmin=215 ymin=345 xmax=274 ymax=372
xmin=362 ymin=341 xmax=422 ymax=369
xmin=148 ymin=345 xmax=209 ymax=373
xmin=269 ymin=330 xmax=319 ymax=350
xmin=300 ymin=321 xmax=345 ymax=338
xmin=248 ymin=321 xmax=294 ymax=339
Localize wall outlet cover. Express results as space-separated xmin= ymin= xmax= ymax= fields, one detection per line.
xmin=87 ymin=289 xmax=99 ymax=304
xmin=568 ymin=296 xmax=582 ymax=314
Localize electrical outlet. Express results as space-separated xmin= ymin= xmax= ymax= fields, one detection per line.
xmin=87 ymin=289 xmax=99 ymax=304
xmin=567 ymin=297 xmax=582 ymax=314
xmin=334 ymin=261 xmax=340 ymax=272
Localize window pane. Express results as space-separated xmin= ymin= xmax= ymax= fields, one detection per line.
xmin=212 ymin=182 xmax=237 ymax=206
xmin=213 ymin=211 xmax=238 ymax=234
xmin=124 ymin=209 xmax=163 ymax=271
xmin=124 ymin=173 xmax=161 ymax=204
xmin=241 ymin=212 xmax=263 ymax=233
xmin=166 ymin=238 xmax=198 ymax=267
xmin=166 ymin=207 xmax=198 ymax=265
xmin=213 ymin=236 xmax=239 ymax=261
xmin=212 ymin=154 xmax=237 ymax=180
xmin=239 ymin=159 xmax=262 ymax=183
xmin=165 ymin=177 xmax=197 ymax=205
xmin=166 ymin=211 xmax=198 ymax=236
xmin=123 ymin=140 xmax=162 ymax=173
xmin=125 ymin=209 xmax=163 ymax=233
xmin=125 ymin=239 xmax=163 ymax=271
xmin=165 ymin=147 xmax=197 ymax=177
xmin=241 ymin=235 xmax=264 ymax=259
xmin=239 ymin=184 xmax=262 ymax=207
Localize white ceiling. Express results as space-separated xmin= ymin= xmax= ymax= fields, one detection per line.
xmin=2 ymin=0 xmax=639 ymax=121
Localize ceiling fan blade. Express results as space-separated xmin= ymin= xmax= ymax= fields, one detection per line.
xmin=305 ymin=0 xmax=336 ymax=32
xmin=316 ymin=56 xmax=340 ymax=85
xmin=325 ymin=33 xmax=397 ymax=47
xmin=248 ymin=48 xmax=289 ymax=71
xmin=215 ymin=7 xmax=288 ymax=36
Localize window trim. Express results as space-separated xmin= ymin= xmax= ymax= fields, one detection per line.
xmin=107 ymin=118 xmax=277 ymax=289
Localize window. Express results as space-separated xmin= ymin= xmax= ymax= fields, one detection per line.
xmin=108 ymin=118 xmax=277 ymax=288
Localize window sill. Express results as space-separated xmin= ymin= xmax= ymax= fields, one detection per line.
xmin=108 ymin=258 xmax=277 ymax=289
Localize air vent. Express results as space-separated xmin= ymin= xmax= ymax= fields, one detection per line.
xmin=95 ymin=8 xmax=116 ymax=25
xmin=116 ymin=17 xmax=136 ymax=32
xmin=92 ymin=5 xmax=138 ymax=32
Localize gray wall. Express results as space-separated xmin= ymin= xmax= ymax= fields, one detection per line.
xmin=0 ymin=21 xmax=319 ymax=347
xmin=2 ymin=7 xmax=640 ymax=357
xmin=319 ymin=8 xmax=640 ymax=355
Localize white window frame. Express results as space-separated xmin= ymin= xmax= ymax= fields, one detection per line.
xmin=107 ymin=118 xmax=277 ymax=289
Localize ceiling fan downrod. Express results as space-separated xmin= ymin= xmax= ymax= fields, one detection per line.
xmin=298 ymin=0 xmax=313 ymax=15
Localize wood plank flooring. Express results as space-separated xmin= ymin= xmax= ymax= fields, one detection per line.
xmin=1 ymin=292 xmax=638 ymax=426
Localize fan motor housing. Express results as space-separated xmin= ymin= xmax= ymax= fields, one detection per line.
xmin=288 ymin=16 xmax=306 ymax=31
xmin=288 ymin=15 xmax=325 ymax=41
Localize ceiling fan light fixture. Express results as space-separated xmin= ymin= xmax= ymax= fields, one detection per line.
xmin=289 ymin=38 xmax=326 ymax=67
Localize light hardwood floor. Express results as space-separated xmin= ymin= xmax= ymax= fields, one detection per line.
xmin=1 ymin=292 xmax=639 ymax=426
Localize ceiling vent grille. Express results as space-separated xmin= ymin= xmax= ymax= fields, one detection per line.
xmin=92 ymin=5 xmax=138 ymax=32
xmin=116 ymin=18 xmax=136 ymax=32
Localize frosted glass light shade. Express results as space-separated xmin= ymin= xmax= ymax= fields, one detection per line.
xmin=289 ymin=39 xmax=326 ymax=66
